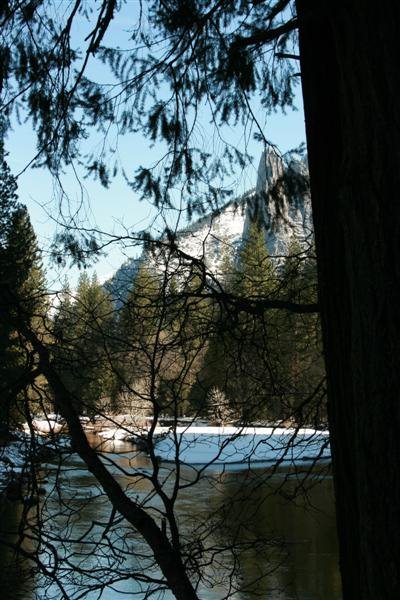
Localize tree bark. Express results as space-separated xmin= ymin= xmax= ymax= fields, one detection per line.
xmin=297 ymin=1 xmax=400 ymax=597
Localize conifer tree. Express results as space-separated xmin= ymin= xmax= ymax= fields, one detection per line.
xmin=227 ymin=220 xmax=280 ymax=421
xmin=235 ymin=220 xmax=276 ymax=299
xmin=163 ymin=265 xmax=214 ymax=416
xmin=187 ymin=222 xmax=278 ymax=422
xmin=117 ymin=262 xmax=182 ymax=416
xmin=121 ymin=263 xmax=163 ymax=344
xmin=53 ymin=272 xmax=115 ymax=415
xmin=4 ymin=205 xmax=46 ymax=316
xmin=275 ymin=239 xmax=325 ymax=423
xmin=0 ymin=155 xmax=46 ymax=432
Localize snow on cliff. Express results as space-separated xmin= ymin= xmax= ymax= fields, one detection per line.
xmin=107 ymin=149 xmax=312 ymax=298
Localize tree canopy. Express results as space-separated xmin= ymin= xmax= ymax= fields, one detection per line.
xmin=0 ymin=0 xmax=304 ymax=226
xmin=0 ymin=149 xmax=46 ymax=433
xmin=1 ymin=1 xmax=399 ymax=599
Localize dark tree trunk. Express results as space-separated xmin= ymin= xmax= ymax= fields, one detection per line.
xmin=297 ymin=1 xmax=400 ymax=597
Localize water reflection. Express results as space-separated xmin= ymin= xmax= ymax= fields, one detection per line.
xmin=0 ymin=503 xmax=35 ymax=600
xmin=0 ymin=437 xmax=341 ymax=599
xmin=214 ymin=468 xmax=341 ymax=599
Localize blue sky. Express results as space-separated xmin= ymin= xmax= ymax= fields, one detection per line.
xmin=4 ymin=4 xmax=306 ymax=289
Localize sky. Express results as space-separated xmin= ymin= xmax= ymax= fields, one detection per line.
xmin=4 ymin=2 xmax=307 ymax=289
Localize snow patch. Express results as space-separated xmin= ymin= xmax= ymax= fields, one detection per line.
xmin=154 ymin=426 xmax=330 ymax=466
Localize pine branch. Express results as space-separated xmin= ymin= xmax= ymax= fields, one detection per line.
xmin=230 ymin=18 xmax=298 ymax=50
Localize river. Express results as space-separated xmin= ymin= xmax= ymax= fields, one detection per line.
xmin=0 ymin=436 xmax=341 ymax=599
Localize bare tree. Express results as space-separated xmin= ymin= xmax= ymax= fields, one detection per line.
xmin=0 ymin=2 xmax=347 ymax=598
xmin=0 ymin=229 xmax=331 ymax=600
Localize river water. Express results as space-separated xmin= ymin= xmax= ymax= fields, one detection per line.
xmin=0 ymin=437 xmax=341 ymax=600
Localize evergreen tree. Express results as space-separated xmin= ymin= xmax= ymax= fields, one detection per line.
xmin=163 ymin=265 xmax=214 ymax=416
xmin=118 ymin=261 xmax=198 ymax=417
xmin=187 ymin=222 xmax=279 ymax=422
xmin=0 ymin=146 xmax=18 ymax=235
xmin=274 ymin=239 xmax=325 ymax=423
xmin=120 ymin=263 xmax=163 ymax=344
xmin=229 ymin=221 xmax=280 ymax=421
xmin=3 ymin=205 xmax=46 ymax=316
xmin=235 ymin=220 xmax=276 ymax=299
xmin=2 ymin=4 xmax=399 ymax=596
xmin=52 ymin=277 xmax=76 ymax=406
xmin=53 ymin=272 xmax=116 ymax=415
xmin=0 ymin=156 xmax=46 ymax=432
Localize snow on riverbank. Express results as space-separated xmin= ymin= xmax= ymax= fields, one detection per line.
xmin=93 ymin=423 xmax=331 ymax=466
xmin=153 ymin=426 xmax=331 ymax=466
xmin=11 ymin=418 xmax=331 ymax=471
xmin=0 ymin=438 xmax=27 ymax=477
xmin=1 ymin=431 xmax=72 ymax=497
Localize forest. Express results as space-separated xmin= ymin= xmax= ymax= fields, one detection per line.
xmin=1 ymin=150 xmax=324 ymax=428
xmin=0 ymin=143 xmax=329 ymax=598
xmin=1 ymin=1 xmax=400 ymax=599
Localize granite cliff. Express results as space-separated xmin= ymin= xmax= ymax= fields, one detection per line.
xmin=107 ymin=149 xmax=312 ymax=301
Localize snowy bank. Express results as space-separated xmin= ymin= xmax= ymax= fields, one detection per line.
xmin=154 ymin=426 xmax=331 ymax=466
xmin=97 ymin=427 xmax=138 ymax=442
xmin=22 ymin=414 xmax=66 ymax=436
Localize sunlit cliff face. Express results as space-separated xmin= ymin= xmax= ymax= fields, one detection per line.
xmin=108 ymin=149 xmax=313 ymax=299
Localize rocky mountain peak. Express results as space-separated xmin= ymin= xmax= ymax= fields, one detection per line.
xmin=107 ymin=149 xmax=313 ymax=300
xmin=245 ymin=148 xmax=313 ymax=257
xmin=256 ymin=147 xmax=285 ymax=194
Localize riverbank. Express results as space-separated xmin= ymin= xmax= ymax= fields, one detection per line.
xmin=0 ymin=434 xmax=29 ymax=502
xmin=5 ymin=415 xmax=331 ymax=474
xmin=0 ymin=432 xmax=64 ymax=503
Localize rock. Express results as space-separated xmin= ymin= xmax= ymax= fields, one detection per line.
xmin=106 ymin=149 xmax=312 ymax=300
